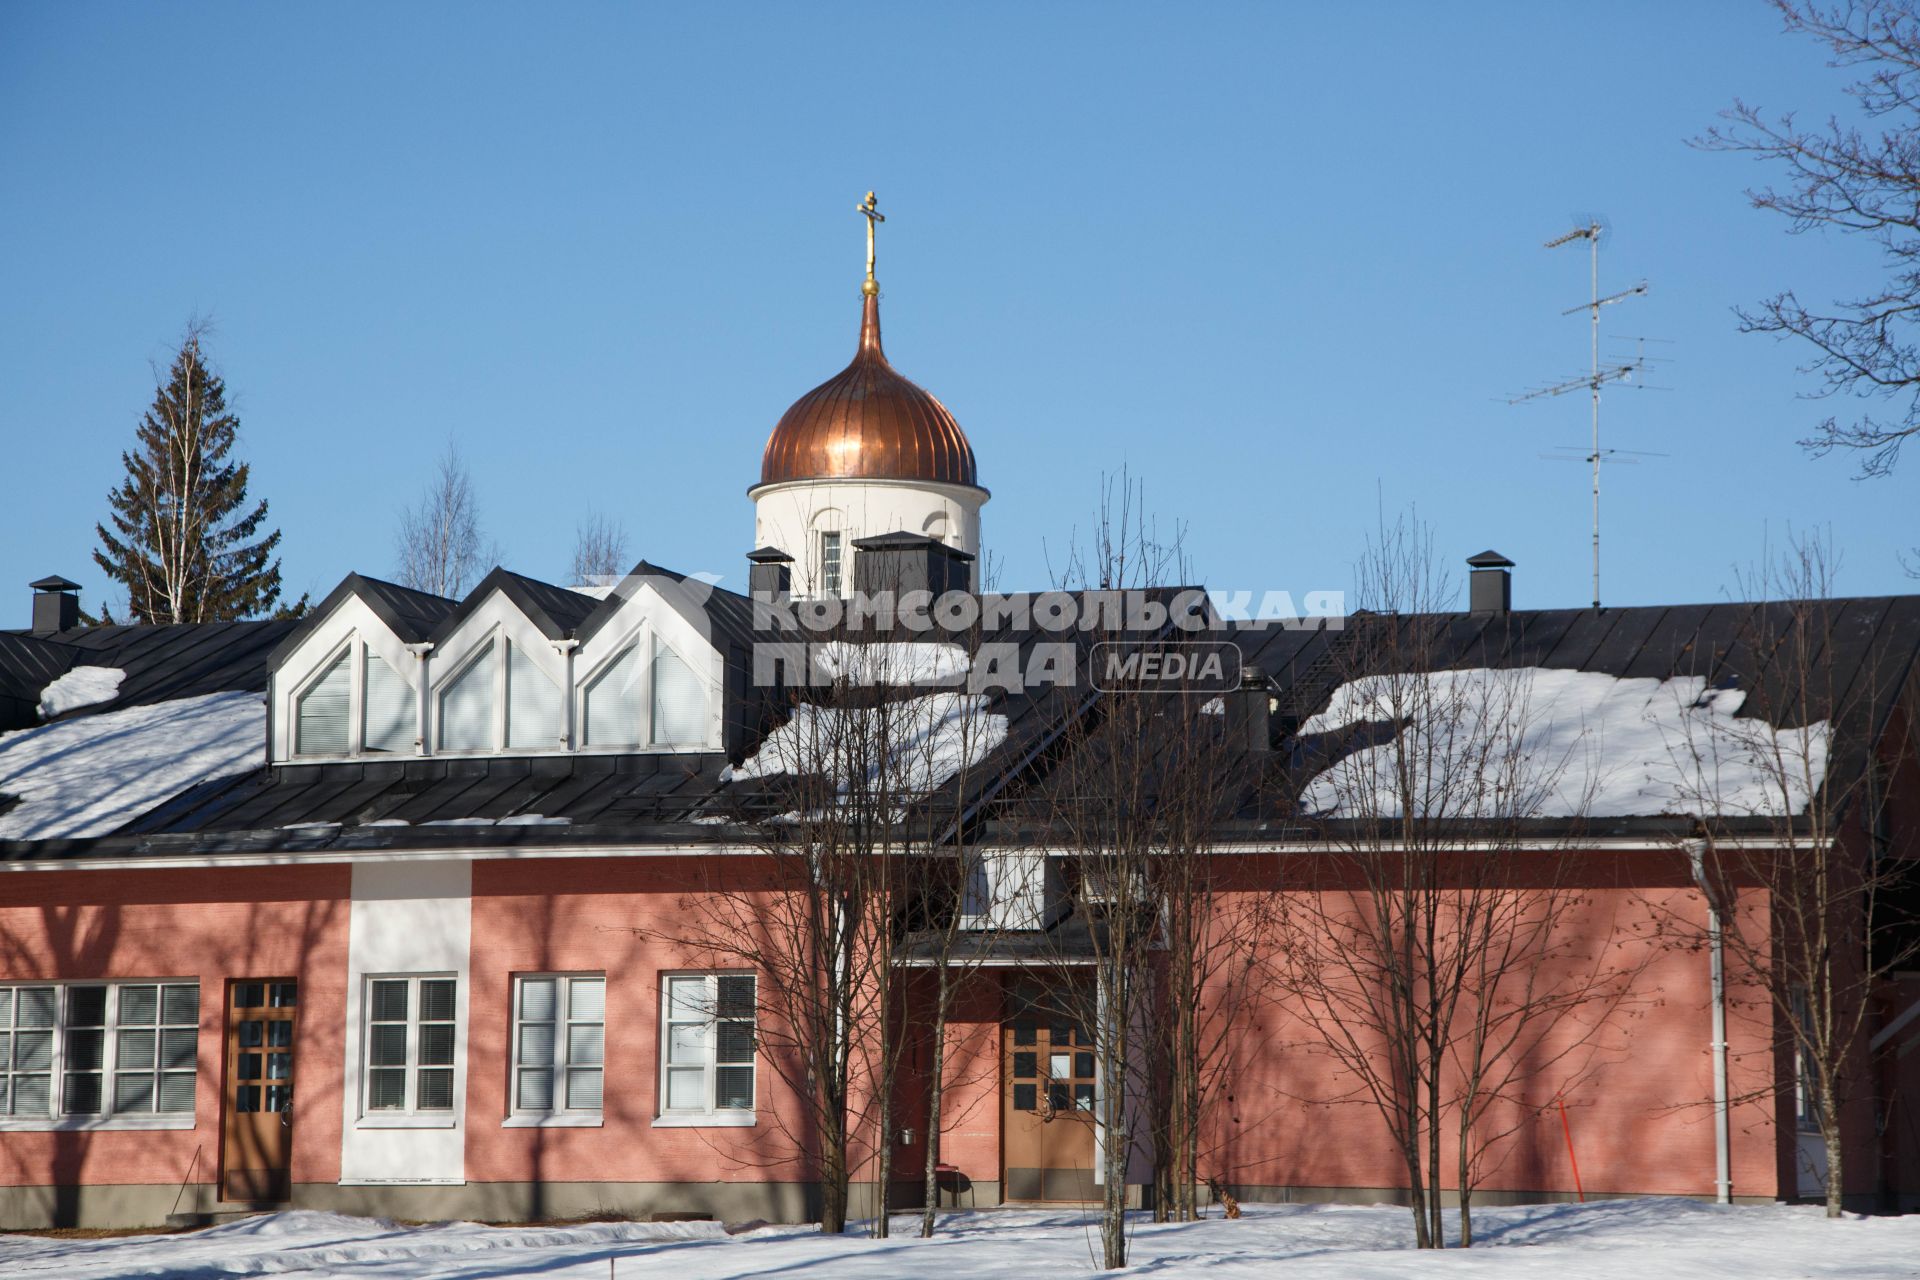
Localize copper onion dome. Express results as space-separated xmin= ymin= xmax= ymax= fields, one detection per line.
xmin=757 ymin=290 xmax=980 ymax=491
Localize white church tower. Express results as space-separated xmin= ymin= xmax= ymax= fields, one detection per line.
xmin=750 ymin=193 xmax=987 ymax=596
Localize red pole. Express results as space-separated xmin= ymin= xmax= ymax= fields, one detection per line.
xmin=1557 ymin=1095 xmax=1586 ymax=1203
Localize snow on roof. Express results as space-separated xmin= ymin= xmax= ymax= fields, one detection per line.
xmin=1299 ymin=667 xmax=1829 ymax=819
xmin=811 ymin=641 xmax=971 ymax=686
xmin=36 ymin=666 xmax=125 ymax=720
xmin=0 ymin=691 xmax=263 ymax=840
xmin=723 ymin=692 xmax=1008 ymax=793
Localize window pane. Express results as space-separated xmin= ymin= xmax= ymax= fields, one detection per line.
xmin=419 ymin=1024 xmax=454 ymax=1067
xmin=583 ymin=645 xmax=646 ymax=747
xmin=517 ymin=1067 xmax=553 ymax=1111
xmin=65 ymin=1028 xmax=104 ymax=1071
xmin=118 ymin=986 xmax=158 ymax=1025
xmin=507 ymin=643 xmax=563 ymax=751
xmin=1013 ymin=1083 xmax=1036 ymax=1111
xmin=0 ymin=990 xmax=10 ymax=1023
xmin=15 ymin=1030 xmax=51 ymax=1071
xmin=1074 ymin=1083 xmax=1096 ymax=1111
xmin=651 ymin=637 xmax=707 ymax=746
xmin=65 ymin=1072 xmax=103 ymax=1114
xmin=1012 ymin=1052 xmax=1036 ymax=1080
xmin=417 ymin=1068 xmax=453 ymax=1110
xmin=116 ymin=1029 xmax=155 ymax=1069
xmin=234 ymin=983 xmax=265 ymax=1010
xmin=715 ymin=1021 xmax=752 ymax=1065
xmin=519 ymin=978 xmax=556 ymax=1023
xmin=370 ymin=981 xmax=408 ymax=1023
xmin=268 ymin=983 xmax=297 ymax=1009
xmin=716 ymin=976 xmax=754 ymax=1020
xmin=266 ymin=1053 xmax=291 ymax=1081
xmin=1075 ymin=1052 xmax=1095 ymax=1079
xmin=158 ymin=1072 xmax=196 ymax=1113
xmin=668 ymin=1023 xmax=708 ymax=1066
xmin=238 ymin=1053 xmax=262 ymax=1081
xmin=566 ymin=1067 xmax=603 ymax=1110
xmin=15 ymin=988 xmax=55 ymax=1028
xmin=237 ymin=1084 xmax=261 ymax=1113
xmin=162 ymin=985 xmax=199 ymax=1026
xmin=264 ymin=1085 xmax=292 ymax=1113
xmin=367 ymin=1069 xmax=405 ymax=1110
xmin=567 ymin=978 xmax=605 ymax=1022
xmin=160 ymin=1029 xmax=197 ymax=1070
xmin=369 ymin=1025 xmax=407 ymax=1068
xmin=715 ymin=1066 xmax=753 ymax=1110
xmin=68 ymin=987 xmax=106 ymax=1027
xmin=239 ymin=1020 xmax=264 ymax=1048
xmin=266 ymin=1022 xmax=292 ymax=1048
xmin=567 ymin=1024 xmax=605 ymax=1067
xmin=114 ymin=1073 xmax=155 ymax=1113
xmin=364 ymin=652 xmax=415 ymax=753
xmin=518 ymin=1023 xmax=554 ymax=1068
xmin=10 ymin=1074 xmax=49 ymax=1115
xmin=296 ymin=648 xmax=352 ymax=756
xmin=665 ymin=1067 xmax=706 ymax=1110
xmin=438 ymin=641 xmax=498 ymax=752
xmin=420 ymin=980 xmax=456 ymax=1024
xmin=667 ymin=977 xmax=708 ymax=1022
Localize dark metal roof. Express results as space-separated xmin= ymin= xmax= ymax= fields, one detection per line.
xmin=29 ymin=575 xmax=81 ymax=593
xmin=426 ymin=568 xmax=599 ymax=645
xmin=267 ymin=574 xmax=457 ymax=668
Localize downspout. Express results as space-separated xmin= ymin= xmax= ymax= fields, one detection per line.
xmin=552 ymin=639 xmax=579 ymax=750
xmin=406 ymin=642 xmax=434 ymax=756
xmin=1687 ymin=838 xmax=1732 ymax=1205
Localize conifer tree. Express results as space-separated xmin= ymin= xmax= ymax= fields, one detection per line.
xmin=92 ymin=325 xmax=300 ymax=623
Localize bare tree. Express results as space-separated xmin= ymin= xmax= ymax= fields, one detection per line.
xmin=394 ymin=441 xmax=489 ymax=597
xmin=1699 ymin=0 xmax=1920 ymax=481
xmin=1665 ymin=532 xmax=1920 ymax=1217
xmin=1267 ymin=516 xmax=1630 ymax=1248
xmin=568 ymin=511 xmax=631 ymax=588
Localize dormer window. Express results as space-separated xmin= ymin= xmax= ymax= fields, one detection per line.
xmin=581 ymin=634 xmax=709 ymax=750
xmin=295 ymin=649 xmax=352 ymax=756
xmin=437 ymin=640 xmax=498 ymax=753
xmin=363 ymin=653 xmax=415 ymax=753
xmin=820 ymin=531 xmax=843 ymax=596
xmin=507 ymin=643 xmax=563 ymax=751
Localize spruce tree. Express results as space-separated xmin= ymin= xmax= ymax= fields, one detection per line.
xmin=93 ymin=327 xmax=301 ymax=623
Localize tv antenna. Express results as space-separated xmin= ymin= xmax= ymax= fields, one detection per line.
xmin=1506 ymin=219 xmax=1656 ymax=611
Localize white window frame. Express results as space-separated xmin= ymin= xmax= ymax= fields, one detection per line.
xmin=819 ymin=530 xmax=844 ymax=597
xmin=360 ymin=974 xmax=459 ymax=1121
xmin=504 ymin=973 xmax=605 ymax=1129
xmin=1791 ymin=985 xmax=1823 ymax=1134
xmin=434 ymin=631 xmax=504 ymax=754
xmin=292 ymin=639 xmax=356 ymax=759
xmin=653 ymin=971 xmax=756 ymax=1128
xmin=0 ymin=980 xmax=199 ymax=1132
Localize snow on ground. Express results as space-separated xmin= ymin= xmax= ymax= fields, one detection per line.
xmin=724 ymin=693 xmax=1008 ymax=792
xmin=0 ymin=692 xmax=262 ymax=840
xmin=1300 ymin=667 xmax=1829 ymax=819
xmin=4 ymin=1199 xmax=1918 ymax=1280
xmin=35 ymin=665 xmax=125 ymax=719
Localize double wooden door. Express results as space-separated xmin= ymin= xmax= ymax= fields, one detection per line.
xmin=219 ymin=979 xmax=298 ymax=1202
xmin=1001 ymin=984 xmax=1098 ymax=1202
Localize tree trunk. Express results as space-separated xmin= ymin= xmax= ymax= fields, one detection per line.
xmin=1824 ymin=1113 xmax=1845 ymax=1219
xmin=921 ymin=999 xmax=949 ymax=1238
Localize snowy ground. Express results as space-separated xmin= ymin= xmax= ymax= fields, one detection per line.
xmin=4 ymin=1198 xmax=1917 ymax=1279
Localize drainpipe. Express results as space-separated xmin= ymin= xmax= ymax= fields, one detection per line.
xmin=1687 ymin=838 xmax=1732 ymax=1205
xmin=405 ymin=642 xmax=434 ymax=756
xmin=552 ymin=639 xmax=579 ymax=750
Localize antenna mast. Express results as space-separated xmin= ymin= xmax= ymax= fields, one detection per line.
xmin=1508 ymin=221 xmax=1649 ymax=610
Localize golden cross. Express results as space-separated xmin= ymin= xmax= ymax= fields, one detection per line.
xmin=858 ymin=191 xmax=885 ymax=295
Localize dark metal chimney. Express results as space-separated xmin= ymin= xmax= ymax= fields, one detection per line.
xmin=1225 ymin=664 xmax=1272 ymax=755
xmin=30 ymin=576 xmax=80 ymax=634
xmin=746 ymin=547 xmax=792 ymax=604
xmin=1467 ymin=550 xmax=1514 ymax=617
xmin=851 ymin=532 xmax=975 ymax=599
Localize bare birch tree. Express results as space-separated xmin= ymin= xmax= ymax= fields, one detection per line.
xmin=1268 ymin=516 xmax=1629 ymax=1248
xmin=394 ymin=441 xmax=489 ymax=597
xmin=568 ymin=511 xmax=631 ymax=588
xmin=1666 ymin=533 xmax=1920 ymax=1217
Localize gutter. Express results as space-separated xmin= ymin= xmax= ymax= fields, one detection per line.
xmin=1686 ymin=837 xmax=1733 ymax=1205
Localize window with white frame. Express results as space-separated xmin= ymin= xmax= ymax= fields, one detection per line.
xmin=819 ymin=530 xmax=843 ymax=596
xmin=364 ymin=976 xmax=456 ymax=1114
xmin=512 ymin=975 xmax=604 ymax=1115
xmin=437 ymin=640 xmax=498 ymax=752
xmin=650 ymin=636 xmax=706 ymax=745
xmin=294 ymin=648 xmax=352 ymax=756
xmin=0 ymin=982 xmax=198 ymax=1120
xmin=363 ymin=651 xmax=415 ymax=753
xmin=581 ymin=635 xmax=708 ymax=750
xmin=659 ymin=973 xmax=755 ymax=1117
xmin=506 ymin=642 xmax=563 ymax=751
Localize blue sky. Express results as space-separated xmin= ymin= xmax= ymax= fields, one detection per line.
xmin=0 ymin=2 xmax=1909 ymax=617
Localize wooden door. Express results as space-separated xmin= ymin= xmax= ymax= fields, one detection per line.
xmin=219 ymin=980 xmax=298 ymax=1202
xmin=1001 ymin=986 xmax=1098 ymax=1202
